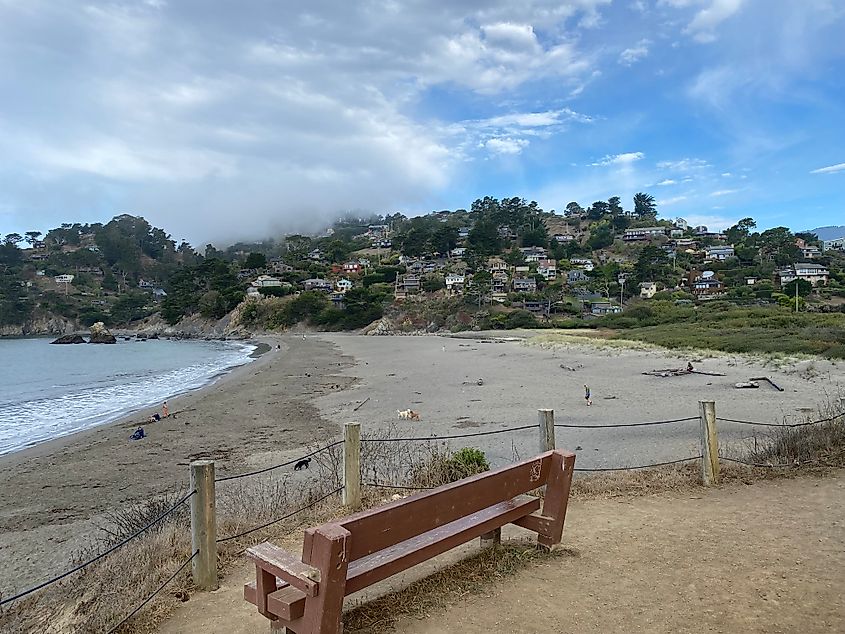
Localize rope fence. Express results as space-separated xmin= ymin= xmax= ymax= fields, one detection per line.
xmin=555 ymin=416 xmax=698 ymax=428
xmin=716 ymin=412 xmax=844 ymax=428
xmin=215 ymin=440 xmax=344 ymax=482
xmin=104 ymin=549 xmax=198 ymax=634
xmin=0 ymin=488 xmax=195 ymax=608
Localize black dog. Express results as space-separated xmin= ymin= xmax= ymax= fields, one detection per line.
xmin=294 ymin=457 xmax=311 ymax=470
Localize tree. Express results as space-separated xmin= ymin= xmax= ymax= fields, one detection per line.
xmin=634 ymin=244 xmax=669 ymax=282
xmin=467 ymin=218 xmax=501 ymax=256
xmin=633 ymin=193 xmax=657 ymax=219
xmin=759 ymin=227 xmax=800 ymax=266
xmin=587 ymin=224 xmax=614 ymax=251
xmin=467 ymin=270 xmax=492 ymax=307
xmin=586 ymin=201 xmax=609 ymax=221
xmin=429 ymin=225 xmax=459 ymax=254
xmin=3 ymin=233 xmax=23 ymax=247
xmin=244 ymin=252 xmax=267 ymax=269
xmin=725 ymin=217 xmax=756 ymax=245
xmin=564 ymin=202 xmax=584 ymax=218
xmin=607 ymin=196 xmax=623 ymax=216
xmin=24 ymin=231 xmax=42 ymax=246
xmin=782 ymin=278 xmax=813 ymax=298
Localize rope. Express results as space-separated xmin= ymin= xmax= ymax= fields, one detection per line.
xmin=0 ymin=489 xmax=195 ymax=607
xmin=574 ymin=456 xmax=701 ymax=472
xmin=717 ymin=412 xmax=844 ymax=428
xmin=104 ymin=549 xmax=198 ymax=634
xmin=216 ymin=487 xmax=343 ymax=543
xmin=363 ymin=424 xmax=536 ymax=443
xmin=555 ymin=417 xmax=698 ymax=429
xmin=215 ymin=441 xmax=344 ymax=482
xmin=719 ymin=456 xmax=817 ymax=468
xmin=363 ymin=482 xmax=434 ymax=491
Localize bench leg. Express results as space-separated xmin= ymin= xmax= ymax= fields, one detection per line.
xmin=301 ymin=524 xmax=350 ymax=634
xmin=538 ymin=451 xmax=576 ymax=549
xmin=480 ymin=527 xmax=501 ymax=548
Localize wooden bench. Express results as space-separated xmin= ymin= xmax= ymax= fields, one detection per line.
xmin=244 ymin=449 xmax=576 ymax=633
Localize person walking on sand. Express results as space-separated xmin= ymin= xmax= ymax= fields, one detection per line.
xmin=584 ymin=384 xmax=592 ymax=406
xmin=162 ymin=401 xmax=169 ymax=418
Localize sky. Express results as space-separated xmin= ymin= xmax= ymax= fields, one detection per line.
xmin=1 ymin=0 xmax=844 ymax=246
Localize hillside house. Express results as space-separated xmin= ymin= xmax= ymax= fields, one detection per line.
xmin=343 ymin=261 xmax=362 ymax=274
xmin=537 ymin=259 xmax=557 ymax=281
xmin=445 ymin=273 xmax=465 ymax=295
xmin=674 ymin=218 xmax=689 ymax=230
xmin=670 ymin=229 xmax=684 ymax=238
xmin=54 ymin=274 xmax=75 ymax=284
xmin=799 ymin=245 xmax=821 ymax=259
xmin=397 ymin=274 xmax=421 ymax=293
xmin=308 ymin=249 xmax=324 ymax=261
xmin=237 ymin=269 xmax=258 ymax=281
xmin=822 ymin=236 xmax=845 ymax=252
xmin=512 ymin=277 xmax=537 ymax=293
xmin=570 ymin=258 xmax=594 ymax=272
xmin=590 ymin=301 xmax=622 ymax=315
xmin=491 ymin=270 xmax=509 ymax=293
xmin=516 ymin=300 xmax=551 ymax=315
xmin=777 ymin=263 xmax=830 ymax=287
xmin=29 ymin=254 xmax=49 ymax=261
xmin=704 ymin=245 xmax=735 ymax=261
xmin=269 ymin=259 xmax=294 ymax=274
xmin=624 ymin=227 xmax=667 ymax=242
xmin=253 ymin=275 xmax=283 ymax=288
xmin=458 ymin=227 xmax=471 ymax=239
xmin=520 ymin=246 xmax=547 ymax=263
xmin=303 ymin=278 xmax=333 ymax=292
xmin=450 ymin=247 xmax=467 ymax=259
xmin=639 ymin=282 xmax=657 ymax=299
xmin=488 ymin=258 xmax=508 ymax=273
xmin=553 ymin=233 xmax=575 ymax=243
xmin=690 ymin=273 xmax=725 ymax=299
xmin=335 ymin=278 xmax=353 ymax=292
xmin=567 ymin=270 xmax=590 ymax=284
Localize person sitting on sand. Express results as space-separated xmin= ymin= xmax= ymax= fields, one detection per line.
xmin=162 ymin=401 xmax=169 ymax=417
xmin=130 ymin=427 xmax=145 ymax=440
xmin=687 ymin=361 xmax=694 ymax=373
xmin=584 ymin=384 xmax=592 ymax=406
xmin=148 ymin=413 xmax=161 ymax=423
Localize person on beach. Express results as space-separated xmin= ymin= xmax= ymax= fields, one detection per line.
xmin=584 ymin=384 xmax=592 ymax=406
xmin=687 ymin=361 xmax=694 ymax=373
xmin=130 ymin=427 xmax=145 ymax=440
xmin=148 ymin=413 xmax=161 ymax=423
xmin=162 ymin=401 xmax=169 ymax=418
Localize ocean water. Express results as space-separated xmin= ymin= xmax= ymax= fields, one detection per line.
xmin=0 ymin=337 xmax=256 ymax=456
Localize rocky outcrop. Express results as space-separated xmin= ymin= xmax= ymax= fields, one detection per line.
xmin=50 ymin=334 xmax=87 ymax=344
xmin=125 ymin=309 xmax=251 ymax=340
xmin=88 ymin=322 xmax=117 ymax=344
xmin=364 ymin=317 xmax=395 ymax=336
xmin=2 ymin=315 xmax=80 ymax=338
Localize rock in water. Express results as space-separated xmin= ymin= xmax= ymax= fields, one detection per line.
xmin=51 ymin=334 xmax=86 ymax=344
xmin=88 ymin=321 xmax=117 ymax=344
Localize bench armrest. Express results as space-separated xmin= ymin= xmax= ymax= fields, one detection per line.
xmin=246 ymin=541 xmax=321 ymax=597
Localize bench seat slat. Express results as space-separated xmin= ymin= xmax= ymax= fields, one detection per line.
xmin=345 ymin=494 xmax=540 ymax=594
xmin=246 ymin=542 xmax=320 ymax=596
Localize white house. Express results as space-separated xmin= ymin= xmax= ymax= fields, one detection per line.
xmin=777 ymin=263 xmax=830 ymax=287
xmin=624 ymin=227 xmax=667 ymax=242
xmin=570 ymin=258 xmax=594 ymax=272
xmin=450 ymin=247 xmax=467 ymax=258
xmin=253 ymin=275 xmax=283 ymax=288
xmin=704 ymin=245 xmax=735 ymax=261
xmin=54 ymin=274 xmax=75 ymax=284
xmin=336 ymin=278 xmax=353 ymax=292
xmin=445 ymin=273 xmax=465 ymax=294
xmin=674 ymin=218 xmax=689 ymax=231
xmin=822 ymin=236 xmax=845 ymax=252
xmin=639 ymin=282 xmax=658 ymax=299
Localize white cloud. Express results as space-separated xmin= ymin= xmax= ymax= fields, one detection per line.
xmin=619 ymin=39 xmax=651 ymax=65
xmin=659 ymin=195 xmax=688 ymax=206
xmin=686 ymin=0 xmax=746 ymax=43
xmin=591 ymin=151 xmax=645 ymax=166
xmin=656 ymin=179 xmax=677 ymax=186
xmin=709 ymin=188 xmax=738 ymax=197
xmin=684 ymin=213 xmax=737 ymax=231
xmin=482 ymin=137 xmax=530 ymax=155
xmin=810 ymin=162 xmax=845 ymax=174
xmin=721 ymin=172 xmax=732 ymax=176
xmin=657 ymin=157 xmax=710 ymax=171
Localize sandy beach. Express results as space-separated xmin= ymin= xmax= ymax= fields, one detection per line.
xmin=2 ymin=331 xmax=843 ymax=596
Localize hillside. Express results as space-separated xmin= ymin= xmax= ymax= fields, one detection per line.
xmin=808 ymin=225 xmax=845 ymax=240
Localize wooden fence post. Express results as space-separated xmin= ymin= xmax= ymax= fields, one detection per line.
xmin=190 ymin=460 xmax=218 ymax=590
xmin=698 ymin=400 xmax=719 ymax=486
xmin=343 ymin=422 xmax=362 ymax=510
xmin=538 ymin=409 xmax=556 ymax=452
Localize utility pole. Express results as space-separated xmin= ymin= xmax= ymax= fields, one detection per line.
xmin=795 ymin=278 xmax=799 ymax=313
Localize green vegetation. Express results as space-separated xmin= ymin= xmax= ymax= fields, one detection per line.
xmin=601 ymin=302 xmax=845 ymax=358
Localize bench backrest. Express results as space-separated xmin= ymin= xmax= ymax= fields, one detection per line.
xmin=305 ymin=450 xmax=559 ymax=563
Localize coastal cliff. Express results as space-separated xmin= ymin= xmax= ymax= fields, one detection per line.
xmin=0 ymin=314 xmax=80 ymax=337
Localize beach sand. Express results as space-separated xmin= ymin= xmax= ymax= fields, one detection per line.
xmin=2 ymin=331 xmax=843 ymax=596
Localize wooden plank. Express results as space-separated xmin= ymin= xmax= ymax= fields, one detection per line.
xmin=337 ymin=451 xmax=556 ymax=561
xmin=267 ymin=586 xmax=307 ymax=621
xmin=537 ymin=451 xmax=576 ymax=548
xmin=344 ymin=495 xmax=540 ymax=594
xmin=254 ymin=566 xmax=279 ymax=620
xmin=246 ymin=542 xmax=321 ymax=597
xmin=512 ymin=511 xmax=554 ymax=534
xmin=301 ymin=524 xmax=350 ymax=634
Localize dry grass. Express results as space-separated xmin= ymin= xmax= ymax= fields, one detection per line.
xmin=343 ymin=542 xmax=577 ymax=633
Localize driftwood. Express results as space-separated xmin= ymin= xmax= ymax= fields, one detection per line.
xmin=735 ymin=382 xmax=760 ymax=389
xmin=643 ymin=367 xmax=726 ymax=378
xmin=750 ymin=376 xmax=785 ymax=392
xmin=353 ymin=397 xmax=370 ymax=412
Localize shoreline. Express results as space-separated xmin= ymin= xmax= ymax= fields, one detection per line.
xmin=0 ymin=337 xmax=267 ymax=458
xmin=0 ymin=333 xmax=356 ymax=594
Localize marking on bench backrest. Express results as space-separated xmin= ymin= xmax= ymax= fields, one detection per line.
xmin=530 ymin=459 xmax=542 ymax=482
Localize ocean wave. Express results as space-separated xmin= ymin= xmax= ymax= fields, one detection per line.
xmin=0 ymin=341 xmax=256 ymax=455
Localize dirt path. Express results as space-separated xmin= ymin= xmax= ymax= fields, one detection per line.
xmin=158 ymin=472 xmax=845 ymax=634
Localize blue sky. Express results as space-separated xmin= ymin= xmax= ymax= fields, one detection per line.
xmin=1 ymin=0 xmax=843 ymax=245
